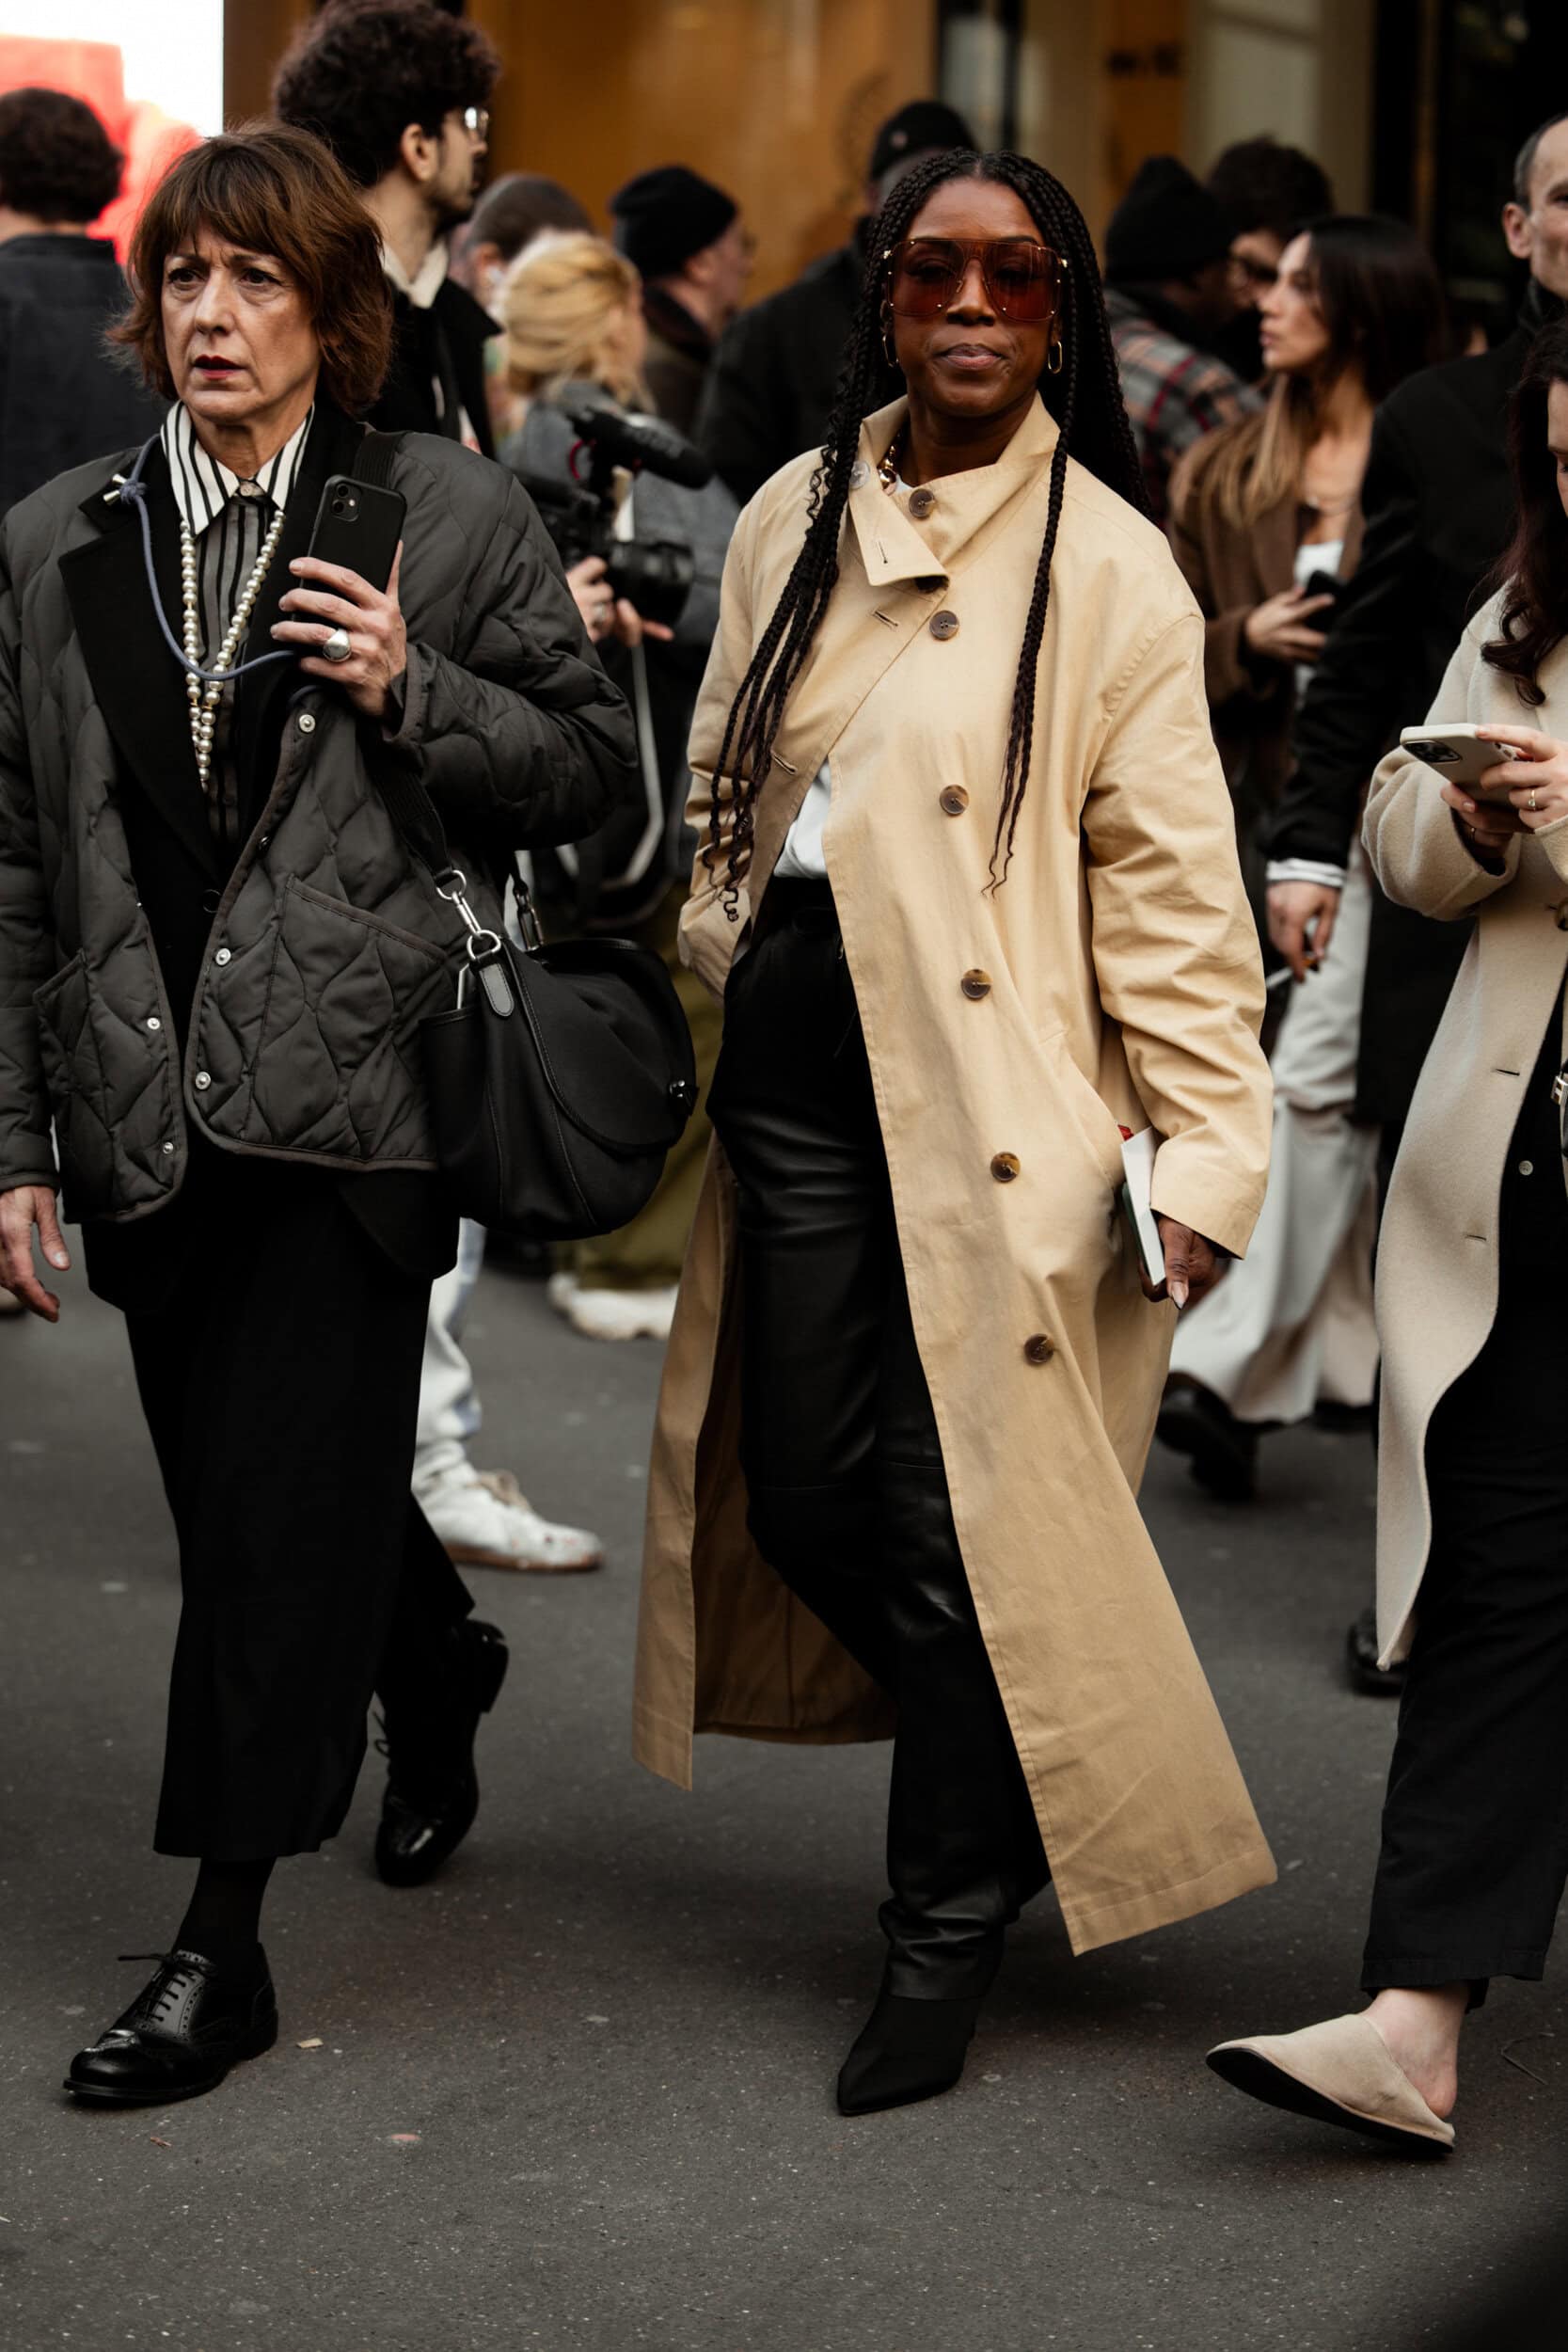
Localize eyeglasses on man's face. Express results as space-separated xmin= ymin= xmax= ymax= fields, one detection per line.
xmin=459 ymin=106 xmax=489 ymax=143
xmin=884 ymin=236 xmax=1063 ymax=325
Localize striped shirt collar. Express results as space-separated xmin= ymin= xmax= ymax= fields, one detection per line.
xmin=159 ymin=401 xmax=315 ymax=538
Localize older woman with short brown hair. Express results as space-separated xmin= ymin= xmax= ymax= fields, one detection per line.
xmin=0 ymin=125 xmax=633 ymax=2104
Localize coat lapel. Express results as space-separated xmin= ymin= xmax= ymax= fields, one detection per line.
xmin=59 ymin=448 xmax=223 ymax=882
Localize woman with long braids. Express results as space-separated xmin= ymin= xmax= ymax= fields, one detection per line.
xmin=633 ymin=151 xmax=1275 ymax=2114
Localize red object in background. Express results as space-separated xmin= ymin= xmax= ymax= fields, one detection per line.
xmin=0 ymin=35 xmax=199 ymax=261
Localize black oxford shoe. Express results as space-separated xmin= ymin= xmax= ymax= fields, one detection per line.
xmin=375 ymin=1618 xmax=509 ymax=1889
xmin=66 ymin=1947 xmax=277 ymax=2106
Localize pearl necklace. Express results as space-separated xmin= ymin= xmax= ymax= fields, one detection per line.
xmin=180 ymin=505 xmax=287 ymax=789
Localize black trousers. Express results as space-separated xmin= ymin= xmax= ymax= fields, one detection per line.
xmin=1363 ymin=1183 xmax=1568 ymax=1996
xmin=709 ymin=882 xmax=1045 ymax=2000
xmin=122 ymin=1155 xmax=471 ymax=1860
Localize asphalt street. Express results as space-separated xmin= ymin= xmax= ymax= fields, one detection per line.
xmin=2 ymin=1259 xmax=1564 ymax=2352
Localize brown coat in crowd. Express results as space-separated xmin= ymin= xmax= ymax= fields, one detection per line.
xmin=1167 ymin=441 xmax=1364 ymax=837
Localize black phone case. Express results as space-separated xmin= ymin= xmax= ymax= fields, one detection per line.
xmin=1302 ymin=569 xmax=1341 ymax=604
xmin=307 ymin=473 xmax=406 ymax=591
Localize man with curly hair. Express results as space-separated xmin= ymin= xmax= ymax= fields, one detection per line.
xmin=0 ymin=87 xmax=162 ymax=518
xmin=273 ymin=0 xmax=500 ymax=454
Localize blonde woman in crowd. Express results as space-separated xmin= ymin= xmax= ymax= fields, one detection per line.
xmin=499 ymin=233 xmax=739 ymax=1340
xmin=1157 ymin=217 xmax=1445 ymax=1499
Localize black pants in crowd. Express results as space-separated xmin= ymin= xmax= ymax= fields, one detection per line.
xmin=120 ymin=1157 xmax=472 ymax=1860
xmin=1362 ymin=1055 xmax=1568 ymax=1998
xmin=709 ymin=881 xmax=1045 ymax=2000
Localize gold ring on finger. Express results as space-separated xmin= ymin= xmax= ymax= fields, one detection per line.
xmin=1528 ymin=789 xmax=1540 ymax=813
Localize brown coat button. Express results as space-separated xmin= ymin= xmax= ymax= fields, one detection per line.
xmin=929 ymin=609 xmax=959 ymax=641
xmin=908 ymin=485 xmax=937 ymax=518
xmin=990 ymin=1152 xmax=1021 ymax=1183
xmin=960 ymin=969 xmax=991 ymax=999
xmin=1023 ymin=1334 xmax=1055 ymax=1365
xmin=940 ymin=786 xmax=969 ymax=816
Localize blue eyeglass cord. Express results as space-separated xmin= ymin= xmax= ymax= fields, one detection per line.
xmin=111 ymin=433 xmax=297 ymax=688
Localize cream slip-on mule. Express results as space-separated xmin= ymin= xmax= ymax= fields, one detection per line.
xmin=1207 ymin=2013 xmax=1455 ymax=2155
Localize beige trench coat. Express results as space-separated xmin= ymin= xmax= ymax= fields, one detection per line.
xmin=633 ymin=396 xmax=1277 ymax=1956
xmin=1364 ymin=595 xmax=1568 ymax=1665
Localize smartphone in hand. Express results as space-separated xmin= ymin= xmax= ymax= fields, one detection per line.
xmin=1399 ymin=723 xmax=1504 ymax=791
xmin=307 ymin=473 xmax=405 ymax=591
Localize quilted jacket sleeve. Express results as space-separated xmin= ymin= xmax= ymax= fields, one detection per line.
xmin=387 ymin=466 xmax=638 ymax=850
xmin=0 ymin=521 xmax=58 ymax=1194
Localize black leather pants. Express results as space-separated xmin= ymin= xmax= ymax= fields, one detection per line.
xmin=709 ymin=881 xmax=1046 ymax=1999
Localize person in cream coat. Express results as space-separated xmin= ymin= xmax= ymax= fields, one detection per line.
xmin=633 ymin=149 xmax=1275 ymax=2119
xmin=1211 ymin=318 xmax=1568 ymax=2156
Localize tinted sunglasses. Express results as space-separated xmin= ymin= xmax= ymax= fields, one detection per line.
xmin=884 ymin=236 xmax=1064 ymax=324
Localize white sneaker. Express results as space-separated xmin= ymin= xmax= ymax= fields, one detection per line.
xmin=546 ymin=1272 xmax=677 ymax=1343
xmin=420 ymin=1464 xmax=604 ymax=1573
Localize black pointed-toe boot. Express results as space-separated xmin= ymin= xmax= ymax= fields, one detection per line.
xmin=838 ymin=1455 xmax=1046 ymax=2114
xmin=374 ymin=1617 xmax=508 ymax=1887
xmin=66 ymin=1947 xmax=277 ymax=2105
xmin=836 ymin=1977 xmax=982 ymax=2115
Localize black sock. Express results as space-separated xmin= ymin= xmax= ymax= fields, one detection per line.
xmin=175 ymin=1857 xmax=276 ymax=1974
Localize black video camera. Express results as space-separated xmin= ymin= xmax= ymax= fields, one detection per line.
xmin=523 ymin=402 xmax=713 ymax=632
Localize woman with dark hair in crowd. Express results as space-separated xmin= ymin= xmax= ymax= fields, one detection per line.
xmin=633 ymin=150 xmax=1275 ymax=2116
xmin=1210 ymin=317 xmax=1568 ymax=2153
xmin=1159 ymin=218 xmax=1446 ymax=1500
xmin=0 ymin=125 xmax=632 ymax=2104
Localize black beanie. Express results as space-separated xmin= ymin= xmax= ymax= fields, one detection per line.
xmin=868 ymin=100 xmax=975 ymax=184
xmin=1103 ymin=155 xmax=1234 ymax=284
xmin=610 ymin=166 xmax=737 ymax=280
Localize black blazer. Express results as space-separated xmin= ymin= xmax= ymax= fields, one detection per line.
xmin=696 ymin=241 xmax=901 ymax=506
xmin=71 ymin=403 xmax=456 ymax=1312
xmin=372 ymin=277 xmax=498 ymax=459
xmin=1267 ymin=321 xmax=1537 ymax=1129
xmin=0 ymin=235 xmax=164 ymax=518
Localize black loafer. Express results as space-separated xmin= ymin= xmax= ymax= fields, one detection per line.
xmin=66 ymin=1947 xmax=277 ymax=2106
xmin=1155 ymin=1383 xmax=1259 ymax=1502
xmin=1346 ymin=1603 xmax=1407 ymax=1697
xmin=836 ymin=1981 xmax=982 ymax=2117
xmin=375 ymin=1618 xmax=508 ymax=1889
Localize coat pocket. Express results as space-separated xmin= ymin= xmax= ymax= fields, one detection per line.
xmin=245 ymin=880 xmax=458 ymax=1162
xmin=1038 ymin=1025 xmax=1128 ymax=1192
xmin=31 ymin=950 xmax=112 ymax=1202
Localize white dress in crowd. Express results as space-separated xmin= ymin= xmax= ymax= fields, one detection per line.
xmin=1167 ymin=540 xmax=1380 ymax=1423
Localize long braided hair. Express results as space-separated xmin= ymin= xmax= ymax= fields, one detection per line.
xmin=705 ymin=151 xmax=1148 ymax=907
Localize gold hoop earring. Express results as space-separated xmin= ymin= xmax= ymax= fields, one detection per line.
xmin=880 ymin=306 xmax=897 ymax=369
xmin=1047 ymin=331 xmax=1065 ymax=375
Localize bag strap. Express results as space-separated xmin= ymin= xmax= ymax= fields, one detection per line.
xmin=345 ymin=430 xmax=515 ymax=939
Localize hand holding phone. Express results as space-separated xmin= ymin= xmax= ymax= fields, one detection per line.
xmin=272 ymin=472 xmax=408 ymax=722
xmin=1399 ymin=723 xmax=1506 ymax=791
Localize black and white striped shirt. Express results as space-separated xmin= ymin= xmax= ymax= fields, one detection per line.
xmin=159 ymin=401 xmax=314 ymax=843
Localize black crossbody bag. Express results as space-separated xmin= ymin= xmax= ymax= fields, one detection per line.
xmin=352 ymin=433 xmax=697 ymax=1240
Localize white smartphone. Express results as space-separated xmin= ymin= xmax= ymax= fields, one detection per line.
xmin=1399 ymin=723 xmax=1503 ymax=790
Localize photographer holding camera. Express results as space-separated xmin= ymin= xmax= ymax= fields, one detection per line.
xmin=499 ymin=231 xmax=738 ymax=1339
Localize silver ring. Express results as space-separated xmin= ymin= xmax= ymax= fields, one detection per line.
xmin=323 ymin=626 xmax=353 ymax=664
xmin=1528 ymin=789 xmax=1540 ymax=813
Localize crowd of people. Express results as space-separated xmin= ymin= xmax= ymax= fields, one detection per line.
xmin=1 ymin=0 xmax=1566 ymax=2156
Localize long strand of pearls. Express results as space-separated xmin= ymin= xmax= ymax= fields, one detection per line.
xmin=181 ymin=506 xmax=287 ymax=790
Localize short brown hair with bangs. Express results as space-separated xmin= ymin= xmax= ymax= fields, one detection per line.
xmin=113 ymin=124 xmax=391 ymax=415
